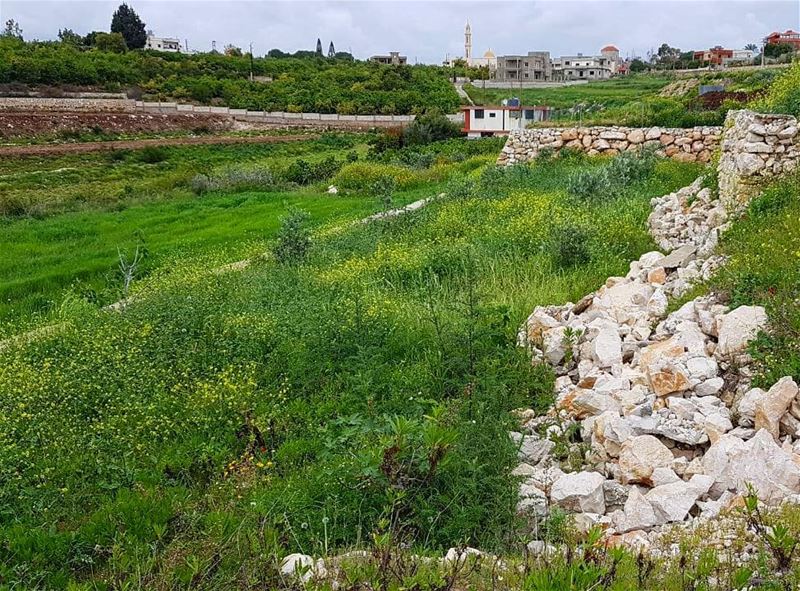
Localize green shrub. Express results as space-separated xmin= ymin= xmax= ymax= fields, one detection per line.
xmin=548 ymin=224 xmax=592 ymax=268
xmin=751 ymin=59 xmax=800 ymax=116
xmin=190 ymin=167 xmax=274 ymax=195
xmin=283 ymin=157 xmax=342 ymax=185
xmin=402 ymin=110 xmax=461 ymax=146
xmin=272 ymin=207 xmax=311 ymax=264
xmin=135 ymin=146 xmax=169 ymax=164
xmin=566 ymin=167 xmax=612 ymax=201
xmin=372 ymin=175 xmax=397 ymax=209
xmin=567 ymin=150 xmax=657 ymax=201
xmin=332 ymin=162 xmax=419 ymax=193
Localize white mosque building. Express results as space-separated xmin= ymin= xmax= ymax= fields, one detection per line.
xmin=447 ymin=22 xmax=497 ymax=71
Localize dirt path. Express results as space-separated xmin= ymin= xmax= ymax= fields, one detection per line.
xmin=0 ymin=133 xmax=317 ymax=157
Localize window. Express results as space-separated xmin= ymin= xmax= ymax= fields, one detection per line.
xmin=590 ymin=70 xmax=594 ymax=75
xmin=489 ymin=112 xmax=496 ymax=118
xmin=579 ymin=71 xmax=584 ymax=77
xmin=524 ymin=73 xmax=529 ymax=78
xmin=474 ymin=109 xmax=484 ymax=119
xmin=524 ymin=109 xmax=535 ymax=120
xmin=565 ymin=61 xmax=570 ymax=66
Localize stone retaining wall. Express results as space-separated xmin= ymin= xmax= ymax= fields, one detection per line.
xmin=497 ymin=125 xmax=723 ymax=166
xmin=0 ymin=97 xmax=136 ymax=112
xmin=717 ymin=109 xmax=799 ymax=209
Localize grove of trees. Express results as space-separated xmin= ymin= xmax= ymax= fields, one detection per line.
xmin=0 ymin=36 xmax=461 ymax=114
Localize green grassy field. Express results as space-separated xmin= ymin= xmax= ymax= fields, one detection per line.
xmin=0 ymin=189 xmax=419 ymax=330
xmin=0 ymin=146 xmax=703 ymax=588
xmin=0 ymin=133 xmax=507 ymax=329
xmin=0 ymin=135 xmax=358 ymax=218
xmin=464 ymin=75 xmax=671 ymax=110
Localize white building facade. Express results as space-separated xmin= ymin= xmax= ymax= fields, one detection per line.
xmin=552 ymin=46 xmax=621 ymax=81
xmin=145 ymin=35 xmax=181 ymax=53
xmin=461 ymin=104 xmax=550 ymax=138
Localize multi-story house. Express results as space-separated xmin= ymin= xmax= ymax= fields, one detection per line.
xmin=551 ymin=46 xmax=620 ymax=81
xmin=494 ymin=52 xmax=552 ymax=82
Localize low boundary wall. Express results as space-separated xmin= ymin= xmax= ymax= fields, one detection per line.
xmin=0 ymin=97 xmax=464 ymax=128
xmin=497 ymin=125 xmax=723 ymax=165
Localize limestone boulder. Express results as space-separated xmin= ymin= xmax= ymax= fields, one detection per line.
xmin=280 ymin=554 xmax=326 ymax=583
xmin=550 ymin=471 xmax=606 ymax=514
xmin=592 ymin=328 xmax=623 ymax=368
xmin=644 ymin=474 xmax=713 ymax=523
xmin=615 ymin=487 xmax=658 ymax=532
xmin=628 ymin=129 xmax=645 ymax=144
xmin=618 ymin=435 xmax=674 ymax=485
xmin=702 ymin=429 xmax=800 ymax=502
xmin=715 ymin=305 xmax=768 ymax=358
xmin=510 ymin=432 xmax=555 ymax=465
xmin=754 ymin=377 xmax=799 ymax=441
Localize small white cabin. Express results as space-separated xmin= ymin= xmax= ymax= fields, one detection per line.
xmin=461 ymin=105 xmax=550 ymax=138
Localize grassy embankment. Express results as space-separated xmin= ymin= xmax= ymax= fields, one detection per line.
xmin=0 ymin=146 xmax=702 ymax=588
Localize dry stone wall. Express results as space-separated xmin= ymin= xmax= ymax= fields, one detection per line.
xmin=497 ymin=125 xmax=722 ymax=166
xmin=718 ymin=109 xmax=799 ymax=209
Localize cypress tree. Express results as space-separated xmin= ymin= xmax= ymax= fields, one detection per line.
xmin=110 ymin=3 xmax=147 ymax=50
xmin=328 ymin=41 xmax=335 ymax=58
xmin=315 ymin=38 xmax=323 ymax=56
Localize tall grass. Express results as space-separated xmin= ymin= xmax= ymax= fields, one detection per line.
xmin=0 ymin=151 xmax=702 ymax=588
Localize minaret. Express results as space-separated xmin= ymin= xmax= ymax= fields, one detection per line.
xmin=464 ymin=21 xmax=472 ymax=63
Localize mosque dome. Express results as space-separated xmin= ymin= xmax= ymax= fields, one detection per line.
xmin=601 ymin=45 xmax=619 ymax=52
xmin=483 ymin=49 xmax=496 ymax=58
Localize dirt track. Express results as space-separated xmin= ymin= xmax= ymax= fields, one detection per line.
xmin=0 ymin=133 xmax=318 ymax=157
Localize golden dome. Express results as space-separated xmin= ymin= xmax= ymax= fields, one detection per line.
xmin=483 ymin=48 xmax=496 ymax=58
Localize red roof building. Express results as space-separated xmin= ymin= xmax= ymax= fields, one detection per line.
xmin=693 ymin=46 xmax=734 ymax=66
xmin=764 ymin=30 xmax=800 ymax=50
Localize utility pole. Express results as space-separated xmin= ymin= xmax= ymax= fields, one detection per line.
xmin=249 ymin=41 xmax=254 ymax=81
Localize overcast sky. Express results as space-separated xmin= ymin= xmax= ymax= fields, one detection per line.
xmin=2 ymin=0 xmax=799 ymax=63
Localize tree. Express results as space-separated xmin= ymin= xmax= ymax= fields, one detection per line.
xmin=2 ymin=19 xmax=23 ymax=40
xmin=224 ymin=44 xmax=242 ymax=57
xmin=94 ymin=32 xmax=128 ymax=53
xmin=94 ymin=31 xmax=127 ymax=53
xmin=765 ymin=43 xmax=795 ymax=59
xmin=315 ymin=38 xmax=323 ymax=56
xmin=745 ymin=43 xmax=759 ymax=52
xmin=110 ymin=3 xmax=146 ymax=50
xmin=629 ymin=58 xmax=648 ymax=73
xmin=328 ymin=41 xmax=335 ymax=58
xmin=58 ymin=28 xmax=84 ymax=46
xmin=654 ymin=43 xmax=681 ymax=67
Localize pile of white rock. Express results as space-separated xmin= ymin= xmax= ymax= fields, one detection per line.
xmin=514 ymin=176 xmax=800 ymax=551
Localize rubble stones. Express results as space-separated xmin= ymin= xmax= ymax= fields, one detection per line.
xmin=507 ymin=110 xmax=800 ymax=553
